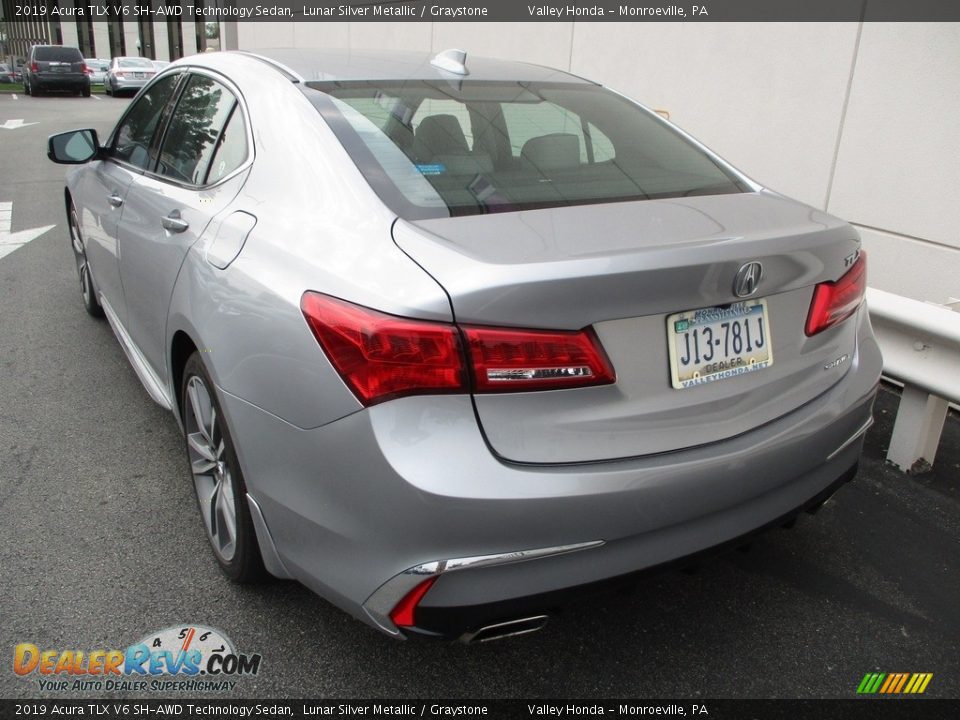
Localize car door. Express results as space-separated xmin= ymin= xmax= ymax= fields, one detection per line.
xmin=117 ymin=71 xmax=252 ymax=380
xmin=78 ymin=72 xmax=184 ymax=326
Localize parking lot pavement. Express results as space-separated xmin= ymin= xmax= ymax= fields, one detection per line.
xmin=0 ymin=94 xmax=957 ymax=700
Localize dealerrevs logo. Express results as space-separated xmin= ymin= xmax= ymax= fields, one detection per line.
xmin=13 ymin=625 xmax=262 ymax=693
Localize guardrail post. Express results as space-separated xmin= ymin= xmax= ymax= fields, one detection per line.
xmin=886 ymin=386 xmax=950 ymax=473
xmin=866 ymin=288 xmax=960 ymax=473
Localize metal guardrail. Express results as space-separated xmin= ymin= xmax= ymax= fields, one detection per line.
xmin=866 ymin=288 xmax=960 ymax=472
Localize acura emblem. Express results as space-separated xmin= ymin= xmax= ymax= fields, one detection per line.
xmin=734 ymin=262 xmax=763 ymax=297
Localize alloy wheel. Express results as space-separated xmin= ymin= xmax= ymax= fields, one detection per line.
xmin=184 ymin=375 xmax=238 ymax=562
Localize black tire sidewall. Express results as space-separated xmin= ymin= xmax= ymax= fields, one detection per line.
xmin=69 ymin=204 xmax=104 ymax=318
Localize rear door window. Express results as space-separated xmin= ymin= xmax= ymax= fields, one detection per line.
xmin=154 ymin=74 xmax=239 ymax=186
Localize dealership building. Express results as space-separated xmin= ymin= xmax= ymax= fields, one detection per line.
xmin=1 ymin=0 xmax=222 ymax=61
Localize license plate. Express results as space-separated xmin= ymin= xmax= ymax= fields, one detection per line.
xmin=667 ymin=299 xmax=773 ymax=389
xmin=135 ymin=72 xmax=144 ymax=79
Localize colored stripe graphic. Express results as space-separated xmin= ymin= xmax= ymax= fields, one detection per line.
xmin=857 ymin=672 xmax=932 ymax=694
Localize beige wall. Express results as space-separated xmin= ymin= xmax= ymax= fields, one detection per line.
xmin=235 ymin=21 xmax=960 ymax=305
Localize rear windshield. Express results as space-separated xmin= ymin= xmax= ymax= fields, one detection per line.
xmin=119 ymin=58 xmax=155 ymax=69
xmin=34 ymin=47 xmax=82 ymax=62
xmin=304 ymin=80 xmax=747 ymax=220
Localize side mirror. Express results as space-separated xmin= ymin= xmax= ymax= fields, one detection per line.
xmin=48 ymin=129 xmax=102 ymax=164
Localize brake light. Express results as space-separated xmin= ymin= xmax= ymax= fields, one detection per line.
xmin=389 ymin=577 xmax=437 ymax=629
xmin=805 ymin=252 xmax=867 ymax=336
xmin=30 ymin=62 xmax=39 ymax=72
xmin=302 ymin=293 xmax=617 ymax=405
xmin=301 ymin=293 xmax=467 ymax=406
xmin=83 ymin=63 xmax=91 ymax=74
xmin=463 ymin=326 xmax=616 ymax=392
xmin=115 ymin=71 xmax=125 ymax=78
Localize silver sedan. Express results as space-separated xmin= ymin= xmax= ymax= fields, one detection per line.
xmin=47 ymin=49 xmax=881 ymax=641
xmin=105 ymin=56 xmax=156 ymax=96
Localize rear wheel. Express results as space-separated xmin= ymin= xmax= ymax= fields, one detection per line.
xmin=82 ymin=85 xmax=91 ymax=98
xmin=24 ymin=80 xmax=31 ymax=96
xmin=181 ymin=352 xmax=266 ymax=582
xmin=68 ymin=204 xmax=104 ymax=318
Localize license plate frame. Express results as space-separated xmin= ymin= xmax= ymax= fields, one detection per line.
xmin=666 ymin=299 xmax=774 ymax=389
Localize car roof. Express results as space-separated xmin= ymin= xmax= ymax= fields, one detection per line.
xmin=188 ymin=48 xmax=594 ymax=85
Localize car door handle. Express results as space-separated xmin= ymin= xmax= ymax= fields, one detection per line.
xmin=108 ymin=193 xmax=123 ymax=208
xmin=161 ymin=211 xmax=189 ymax=233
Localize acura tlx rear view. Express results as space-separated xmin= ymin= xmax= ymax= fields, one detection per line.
xmin=52 ymin=49 xmax=881 ymax=640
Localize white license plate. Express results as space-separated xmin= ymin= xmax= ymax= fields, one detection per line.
xmin=134 ymin=72 xmax=144 ymax=79
xmin=667 ymin=299 xmax=773 ymax=389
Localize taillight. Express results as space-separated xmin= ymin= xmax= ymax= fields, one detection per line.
xmin=463 ymin=326 xmax=615 ymax=392
xmin=83 ymin=63 xmax=91 ymax=74
xmin=389 ymin=577 xmax=437 ymax=629
xmin=30 ymin=62 xmax=39 ymax=72
xmin=805 ymin=252 xmax=867 ymax=336
xmin=301 ymin=292 xmax=617 ymax=405
xmin=301 ymin=292 xmax=467 ymax=406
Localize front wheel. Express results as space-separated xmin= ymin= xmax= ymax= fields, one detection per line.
xmin=68 ymin=204 xmax=104 ymax=318
xmin=181 ymin=353 xmax=266 ymax=582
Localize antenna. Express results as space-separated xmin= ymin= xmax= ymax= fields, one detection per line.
xmin=430 ymin=49 xmax=469 ymax=76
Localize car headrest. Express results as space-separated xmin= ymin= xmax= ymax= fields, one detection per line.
xmin=521 ymin=133 xmax=581 ymax=172
xmin=415 ymin=114 xmax=470 ymax=158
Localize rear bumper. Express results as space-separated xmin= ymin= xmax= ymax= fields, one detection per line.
xmin=218 ymin=312 xmax=882 ymax=638
xmin=32 ymin=73 xmax=88 ymax=89
xmin=111 ymin=77 xmax=149 ymax=91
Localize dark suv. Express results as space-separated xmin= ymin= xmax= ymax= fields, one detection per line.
xmin=23 ymin=45 xmax=90 ymax=97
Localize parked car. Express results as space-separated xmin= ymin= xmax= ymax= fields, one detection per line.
xmin=152 ymin=60 xmax=171 ymax=71
xmin=0 ymin=63 xmax=18 ymax=83
xmin=84 ymin=58 xmax=111 ymax=85
xmin=23 ymin=45 xmax=90 ymax=96
xmin=47 ymin=49 xmax=881 ymax=641
xmin=105 ymin=56 xmax=157 ymax=96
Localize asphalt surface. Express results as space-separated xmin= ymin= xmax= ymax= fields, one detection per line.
xmin=0 ymin=93 xmax=958 ymax=701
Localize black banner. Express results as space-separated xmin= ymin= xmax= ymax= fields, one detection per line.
xmin=4 ymin=0 xmax=960 ymax=23
xmin=2 ymin=700 xmax=959 ymax=719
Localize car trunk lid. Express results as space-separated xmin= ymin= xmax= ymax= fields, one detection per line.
xmin=393 ymin=190 xmax=863 ymax=464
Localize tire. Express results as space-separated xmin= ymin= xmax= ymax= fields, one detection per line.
xmin=82 ymin=85 xmax=91 ymax=98
xmin=68 ymin=203 xmax=104 ymax=318
xmin=24 ymin=80 xmax=31 ymax=96
xmin=181 ymin=352 xmax=267 ymax=583
xmin=104 ymin=82 xmax=111 ymax=96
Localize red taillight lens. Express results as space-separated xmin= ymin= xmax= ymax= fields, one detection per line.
xmin=83 ymin=63 xmax=90 ymax=74
xmin=805 ymin=252 xmax=867 ymax=336
xmin=389 ymin=576 xmax=437 ymax=629
xmin=301 ymin=292 xmax=466 ymax=406
xmin=463 ymin=325 xmax=616 ymax=392
xmin=301 ymin=293 xmax=617 ymax=405
xmin=30 ymin=62 xmax=39 ymax=72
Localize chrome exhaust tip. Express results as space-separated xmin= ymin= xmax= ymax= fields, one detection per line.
xmin=460 ymin=615 xmax=549 ymax=643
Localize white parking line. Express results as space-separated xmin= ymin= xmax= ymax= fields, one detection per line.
xmin=11 ymin=94 xmax=18 ymax=100
xmin=91 ymin=95 xmax=100 ymax=101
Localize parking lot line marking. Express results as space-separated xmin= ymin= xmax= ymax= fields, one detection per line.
xmin=92 ymin=95 xmax=101 ymax=101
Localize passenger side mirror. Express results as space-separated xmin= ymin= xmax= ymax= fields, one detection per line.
xmin=48 ymin=129 xmax=101 ymax=164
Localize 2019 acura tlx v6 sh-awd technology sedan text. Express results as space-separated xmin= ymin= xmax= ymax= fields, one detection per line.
xmin=48 ymin=48 xmax=881 ymax=641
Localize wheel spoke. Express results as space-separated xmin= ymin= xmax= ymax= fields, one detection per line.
xmin=187 ymin=431 xmax=216 ymax=463
xmin=186 ymin=380 xmax=211 ymax=443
